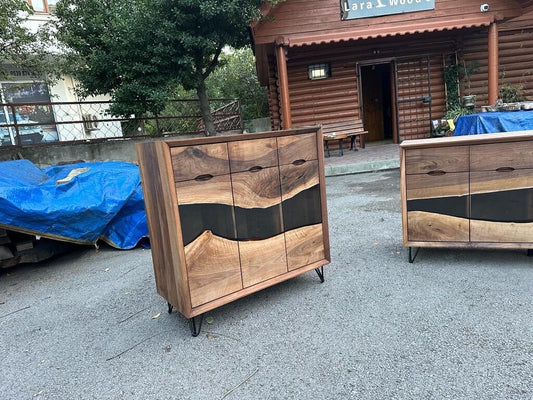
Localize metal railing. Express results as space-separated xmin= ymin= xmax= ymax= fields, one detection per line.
xmin=0 ymin=98 xmax=243 ymax=147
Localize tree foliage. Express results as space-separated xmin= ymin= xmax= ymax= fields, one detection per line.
xmin=206 ymin=47 xmax=269 ymax=121
xmin=53 ymin=0 xmax=276 ymax=135
xmin=0 ymin=0 xmax=55 ymax=80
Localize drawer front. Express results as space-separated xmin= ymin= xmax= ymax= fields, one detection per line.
xmin=239 ymin=233 xmax=288 ymax=287
xmin=184 ymin=231 xmax=242 ymax=308
xmin=171 ymin=142 xmax=230 ymax=181
xmin=228 ymin=137 xmax=278 ymax=172
xmin=470 ymin=169 xmax=533 ymax=243
xmin=176 ymin=175 xmax=236 ymax=247
xmin=404 ymin=146 xmax=469 ymax=175
xmin=280 ymin=161 xmax=322 ymax=231
xmin=280 ymin=161 xmax=324 ymax=270
xmin=277 ymin=133 xmax=318 ymax=165
xmin=232 ymin=166 xmax=288 ymax=287
xmin=232 ymin=167 xmax=283 ymax=240
xmin=471 ymin=141 xmax=533 ymax=171
xmin=176 ymin=174 xmax=242 ymax=307
xmin=405 ymin=172 xmax=469 ymax=242
xmin=285 ymin=224 xmax=325 ymax=271
xmin=406 ymin=171 xmax=469 ymax=201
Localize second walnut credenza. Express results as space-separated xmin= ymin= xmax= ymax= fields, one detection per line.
xmin=401 ymin=130 xmax=533 ymax=262
xmin=136 ymin=127 xmax=330 ymax=335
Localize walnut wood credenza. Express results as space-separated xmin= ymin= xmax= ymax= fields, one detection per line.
xmin=400 ymin=130 xmax=533 ymax=262
xmin=136 ymin=127 xmax=330 ymax=335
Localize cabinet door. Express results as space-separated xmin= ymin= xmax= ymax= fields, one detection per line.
xmin=470 ymin=169 xmax=533 ymax=243
xmin=231 ymin=166 xmax=287 ymax=287
xmin=405 ymin=172 xmax=470 ymax=242
xmin=175 ymin=170 xmax=242 ymax=308
xmin=280 ymin=160 xmax=325 ymax=270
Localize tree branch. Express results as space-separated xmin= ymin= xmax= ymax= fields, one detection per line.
xmin=202 ymin=45 xmax=223 ymax=81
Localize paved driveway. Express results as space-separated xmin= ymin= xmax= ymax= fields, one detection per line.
xmin=1 ymin=170 xmax=532 ymax=399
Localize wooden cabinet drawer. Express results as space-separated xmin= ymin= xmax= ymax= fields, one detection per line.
xmin=228 ymin=137 xmax=278 ymax=172
xmin=171 ymin=143 xmax=230 ymax=181
xmin=232 ymin=167 xmax=283 ymax=236
xmin=231 ymin=166 xmax=287 ymax=288
xmin=176 ymin=175 xmax=242 ymax=308
xmin=470 ymin=169 xmax=533 ymax=243
xmin=405 ymin=172 xmax=469 ymax=242
xmin=184 ymin=230 xmax=242 ymax=307
xmin=404 ymin=146 xmax=469 ymax=175
xmin=280 ymin=161 xmax=321 ymax=229
xmin=471 ymin=141 xmax=533 ymax=171
xmin=277 ymin=133 xmax=318 ymax=165
xmin=280 ymin=161 xmax=324 ymax=270
xmin=405 ymin=171 xmax=469 ymax=201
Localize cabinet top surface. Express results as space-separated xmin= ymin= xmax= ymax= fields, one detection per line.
xmin=400 ymin=130 xmax=533 ymax=149
xmin=137 ymin=126 xmax=320 ymax=149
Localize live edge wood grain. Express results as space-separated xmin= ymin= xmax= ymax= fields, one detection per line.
xmin=184 ymin=231 xmax=242 ymax=308
xmin=136 ymin=127 xmax=330 ymax=320
xmin=401 ymin=131 xmax=533 ymax=250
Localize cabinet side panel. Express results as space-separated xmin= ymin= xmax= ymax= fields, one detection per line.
xmin=136 ymin=142 xmax=189 ymax=313
xmin=315 ymin=128 xmax=330 ymax=262
xmin=400 ymin=148 xmax=408 ymax=245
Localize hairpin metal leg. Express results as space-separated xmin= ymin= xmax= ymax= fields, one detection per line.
xmin=167 ymin=302 xmax=173 ymax=314
xmin=325 ymin=141 xmax=330 ymax=157
xmin=409 ymin=247 xmax=420 ymax=263
xmin=338 ymin=139 xmax=343 ymax=156
xmin=315 ymin=266 xmax=325 ymax=283
xmin=189 ymin=314 xmax=204 ymax=337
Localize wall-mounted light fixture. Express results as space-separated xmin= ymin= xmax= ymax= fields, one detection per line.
xmin=308 ymin=63 xmax=331 ymax=80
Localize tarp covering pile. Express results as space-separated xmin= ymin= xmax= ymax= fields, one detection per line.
xmin=0 ymin=160 xmax=148 ymax=249
xmin=453 ymin=110 xmax=533 ymax=136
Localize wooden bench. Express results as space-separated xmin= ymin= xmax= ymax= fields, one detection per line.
xmin=322 ymin=119 xmax=367 ymax=157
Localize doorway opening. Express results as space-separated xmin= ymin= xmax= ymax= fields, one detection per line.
xmin=360 ymin=63 xmax=395 ymax=143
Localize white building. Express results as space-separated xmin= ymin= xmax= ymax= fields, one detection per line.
xmin=1 ymin=0 xmax=123 ymax=145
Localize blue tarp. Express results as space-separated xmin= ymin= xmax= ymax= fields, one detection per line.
xmin=454 ymin=110 xmax=533 ymax=136
xmin=0 ymin=160 xmax=148 ymax=249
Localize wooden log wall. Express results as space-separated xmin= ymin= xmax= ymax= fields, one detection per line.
xmin=265 ymin=27 xmax=533 ymax=141
xmin=451 ymin=26 xmax=533 ymax=108
xmin=266 ymin=32 xmax=453 ymax=141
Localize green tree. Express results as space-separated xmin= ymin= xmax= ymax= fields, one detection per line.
xmin=0 ymin=0 xmax=55 ymax=80
xmin=206 ymin=47 xmax=269 ymax=121
xmin=54 ymin=0 xmax=278 ymax=136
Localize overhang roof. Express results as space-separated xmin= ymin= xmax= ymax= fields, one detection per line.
xmin=286 ymin=14 xmax=495 ymax=47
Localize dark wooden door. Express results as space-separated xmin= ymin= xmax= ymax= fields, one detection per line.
xmin=360 ymin=63 xmax=394 ymax=143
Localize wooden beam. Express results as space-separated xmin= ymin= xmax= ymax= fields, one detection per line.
xmin=276 ymin=37 xmax=292 ymax=129
xmin=488 ymin=22 xmax=499 ymax=105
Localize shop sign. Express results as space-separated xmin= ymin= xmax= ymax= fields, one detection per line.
xmin=341 ymin=0 xmax=435 ymax=20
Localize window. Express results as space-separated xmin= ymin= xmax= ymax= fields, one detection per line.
xmin=308 ymin=63 xmax=331 ymax=80
xmin=27 ymin=0 xmax=57 ymax=13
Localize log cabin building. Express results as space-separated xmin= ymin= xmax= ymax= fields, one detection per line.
xmin=251 ymin=0 xmax=533 ymax=144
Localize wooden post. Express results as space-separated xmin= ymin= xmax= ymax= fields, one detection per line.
xmin=275 ymin=37 xmax=292 ymax=129
xmin=488 ymin=22 xmax=499 ymax=105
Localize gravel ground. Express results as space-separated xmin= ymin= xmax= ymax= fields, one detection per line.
xmin=1 ymin=169 xmax=532 ymax=400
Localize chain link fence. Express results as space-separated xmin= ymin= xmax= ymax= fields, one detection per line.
xmin=0 ymin=99 xmax=243 ymax=147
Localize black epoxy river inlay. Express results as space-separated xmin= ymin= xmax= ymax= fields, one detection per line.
xmin=179 ymin=185 xmax=322 ymax=246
